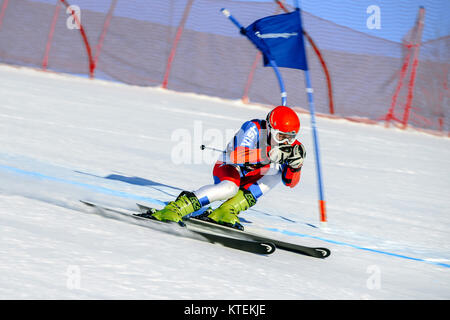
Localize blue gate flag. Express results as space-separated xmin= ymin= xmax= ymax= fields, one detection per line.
xmin=244 ymin=10 xmax=308 ymax=70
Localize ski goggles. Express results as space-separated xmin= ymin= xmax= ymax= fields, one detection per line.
xmin=269 ymin=127 xmax=297 ymax=144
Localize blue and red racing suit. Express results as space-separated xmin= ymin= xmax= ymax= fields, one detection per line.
xmin=212 ymin=119 xmax=303 ymax=200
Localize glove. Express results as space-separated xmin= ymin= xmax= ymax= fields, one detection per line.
xmin=268 ymin=145 xmax=292 ymax=164
xmin=286 ymin=144 xmax=306 ymax=169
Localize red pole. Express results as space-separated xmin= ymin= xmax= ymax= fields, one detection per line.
xmin=384 ymin=45 xmax=412 ymax=127
xmin=93 ymin=0 xmax=118 ymax=78
xmin=0 ymin=0 xmax=9 ymax=32
xmin=162 ymin=0 xmax=194 ymax=89
xmin=60 ymin=0 xmax=95 ymax=78
xmin=319 ymin=199 xmax=327 ymax=225
xmin=402 ymin=7 xmax=425 ymax=129
xmin=42 ymin=1 xmax=62 ymax=71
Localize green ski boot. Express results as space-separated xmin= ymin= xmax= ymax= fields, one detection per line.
xmin=151 ymin=191 xmax=202 ymax=223
xmin=206 ymin=189 xmax=257 ymax=230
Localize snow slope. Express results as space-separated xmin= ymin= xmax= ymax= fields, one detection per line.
xmin=0 ymin=65 xmax=449 ymax=299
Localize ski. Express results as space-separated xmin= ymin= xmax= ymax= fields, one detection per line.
xmin=136 ymin=203 xmax=331 ymax=259
xmin=80 ymin=201 xmax=276 ymax=255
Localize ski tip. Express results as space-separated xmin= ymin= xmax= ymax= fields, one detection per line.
xmin=80 ymin=200 xmax=94 ymax=207
xmin=261 ymin=242 xmax=276 ymax=255
xmin=136 ymin=203 xmax=145 ymax=209
xmin=315 ymin=248 xmax=331 ymax=258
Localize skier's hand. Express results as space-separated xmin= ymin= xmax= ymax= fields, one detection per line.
xmin=268 ymin=145 xmax=292 ymax=164
xmin=286 ymin=144 xmax=306 ymax=169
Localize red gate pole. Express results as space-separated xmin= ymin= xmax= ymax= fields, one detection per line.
xmin=162 ymin=0 xmax=194 ymax=89
xmin=402 ymin=7 xmax=425 ymax=129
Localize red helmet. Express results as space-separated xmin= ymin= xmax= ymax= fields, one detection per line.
xmin=266 ymin=106 xmax=300 ymax=144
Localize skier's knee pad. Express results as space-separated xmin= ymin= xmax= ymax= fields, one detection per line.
xmin=220 ymin=180 xmax=240 ymax=198
xmin=194 ymin=180 xmax=239 ymax=205
xmin=211 ymin=180 xmax=239 ymax=201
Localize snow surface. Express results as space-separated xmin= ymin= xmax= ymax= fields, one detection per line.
xmin=0 ymin=65 xmax=449 ymax=299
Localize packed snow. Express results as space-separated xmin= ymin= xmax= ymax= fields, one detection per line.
xmin=0 ymin=65 xmax=448 ymax=299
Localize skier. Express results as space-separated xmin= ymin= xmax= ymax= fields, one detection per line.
xmin=148 ymin=105 xmax=306 ymax=230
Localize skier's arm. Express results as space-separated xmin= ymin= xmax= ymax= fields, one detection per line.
xmin=282 ymin=165 xmax=302 ymax=188
xmin=282 ymin=141 xmax=306 ymax=188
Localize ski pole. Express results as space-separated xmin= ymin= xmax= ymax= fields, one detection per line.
xmin=200 ymin=144 xmax=224 ymax=153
